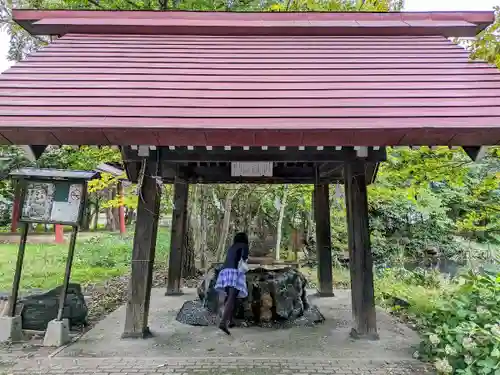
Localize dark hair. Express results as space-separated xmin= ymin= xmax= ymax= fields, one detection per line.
xmin=233 ymin=232 xmax=248 ymax=245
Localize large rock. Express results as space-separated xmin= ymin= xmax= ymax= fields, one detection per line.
xmin=20 ymin=283 xmax=88 ymax=331
xmin=195 ymin=265 xmax=324 ymax=326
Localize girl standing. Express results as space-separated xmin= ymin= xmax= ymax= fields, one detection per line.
xmin=214 ymin=232 xmax=249 ymax=335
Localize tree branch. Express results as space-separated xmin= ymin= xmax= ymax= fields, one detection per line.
xmin=159 ymin=0 xmax=169 ymax=10
xmin=88 ymin=0 xmax=106 ymax=9
xmin=125 ymin=0 xmax=142 ymax=8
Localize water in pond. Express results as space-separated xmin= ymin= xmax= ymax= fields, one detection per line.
xmin=377 ymin=258 xmax=498 ymax=277
xmin=403 ymin=258 xmax=465 ymax=277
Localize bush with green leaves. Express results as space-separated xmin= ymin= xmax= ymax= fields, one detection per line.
xmin=369 ymin=183 xmax=460 ymax=261
xmin=416 ymin=272 xmax=500 ymax=375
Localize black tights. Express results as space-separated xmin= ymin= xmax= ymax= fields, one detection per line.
xmin=219 ymin=287 xmax=238 ymax=335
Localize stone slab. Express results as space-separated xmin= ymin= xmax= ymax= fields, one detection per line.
xmin=43 ymin=319 xmax=70 ymax=347
xmin=0 ymin=316 xmax=23 ymax=343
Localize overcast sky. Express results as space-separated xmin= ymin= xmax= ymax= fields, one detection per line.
xmin=0 ymin=0 xmax=498 ymax=73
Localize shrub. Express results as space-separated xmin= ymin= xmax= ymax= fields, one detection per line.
xmin=416 ymin=271 xmax=500 ymax=375
xmin=369 ymin=185 xmax=460 ymax=261
xmin=375 ymin=267 xmax=447 ymax=318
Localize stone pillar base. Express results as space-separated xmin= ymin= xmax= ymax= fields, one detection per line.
xmin=165 ymin=289 xmax=184 ymax=296
xmin=122 ymin=326 xmax=153 ymax=339
xmin=315 ymin=290 xmax=335 ymax=297
xmin=350 ymin=328 xmax=380 ymax=341
xmin=43 ymin=319 xmax=70 ymax=347
xmin=0 ymin=316 xmax=23 ymax=343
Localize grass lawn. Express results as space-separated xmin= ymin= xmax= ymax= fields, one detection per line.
xmin=0 ymin=228 xmax=170 ymax=291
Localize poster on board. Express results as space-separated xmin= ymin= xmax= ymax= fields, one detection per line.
xmin=50 ymin=184 xmax=83 ymax=223
xmin=21 ymin=182 xmax=55 ymax=222
xmin=20 ymin=181 xmax=84 ymax=225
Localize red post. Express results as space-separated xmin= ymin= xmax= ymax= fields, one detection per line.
xmin=118 ymin=181 xmax=126 ymax=235
xmin=55 ymin=224 xmax=64 ymax=243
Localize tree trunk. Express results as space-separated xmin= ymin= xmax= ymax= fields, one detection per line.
xmin=81 ymin=201 xmax=92 ymax=231
xmin=93 ymin=198 xmax=100 ymax=230
xmin=216 ymin=186 xmax=240 ymax=262
xmin=182 ymin=224 xmax=196 ymax=278
xmin=105 ymin=188 xmax=117 ymax=231
xmin=190 ymin=186 xmax=202 ymax=266
xmin=126 ymin=208 xmax=136 ymax=225
xmin=112 ymin=186 xmax=120 ymax=230
xmin=306 ymin=189 xmax=314 ymax=242
xmin=183 ymin=186 xmax=197 ymax=278
xmin=275 ymin=184 xmax=289 ymax=261
xmin=200 ymin=186 xmax=208 ymax=270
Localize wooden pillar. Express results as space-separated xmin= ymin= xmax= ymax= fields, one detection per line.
xmin=55 ymin=224 xmax=64 ymax=243
xmin=10 ymin=183 xmax=21 ymax=233
xmin=344 ymin=162 xmax=378 ymax=340
xmin=314 ymin=182 xmax=334 ymax=297
xmin=7 ymin=222 xmax=28 ymax=317
xmin=57 ymin=227 xmax=78 ymax=320
xmin=166 ymin=180 xmax=189 ymax=296
xmin=118 ymin=181 xmax=126 ymax=235
xmin=122 ymin=170 xmax=161 ymax=338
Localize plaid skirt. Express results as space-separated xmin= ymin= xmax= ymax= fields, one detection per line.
xmin=215 ymin=268 xmax=248 ymax=298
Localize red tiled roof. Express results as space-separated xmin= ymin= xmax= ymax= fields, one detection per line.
xmin=1 ymin=11 xmax=499 ymax=146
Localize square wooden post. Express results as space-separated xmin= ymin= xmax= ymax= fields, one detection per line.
xmin=122 ymin=170 xmax=161 ymax=339
xmin=314 ymin=183 xmax=334 ymax=297
xmin=166 ymin=180 xmax=189 ymax=296
xmin=10 ymin=182 xmax=21 ymax=233
xmin=344 ymin=162 xmax=378 ymax=340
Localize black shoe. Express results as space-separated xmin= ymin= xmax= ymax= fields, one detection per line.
xmin=218 ymin=323 xmax=231 ymax=335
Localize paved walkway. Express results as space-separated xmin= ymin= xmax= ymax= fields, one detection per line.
xmin=1 ymin=289 xmax=434 ymax=374
xmin=9 ymin=357 xmax=431 ymax=374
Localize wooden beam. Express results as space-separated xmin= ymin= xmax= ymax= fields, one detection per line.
xmin=122 ymin=166 xmax=161 ymax=339
xmin=124 ymin=146 xmax=381 ymax=184
xmin=344 ymin=161 xmax=378 ymax=340
xmin=314 ymin=178 xmax=334 ymax=297
xmin=166 ymin=180 xmax=189 ymax=296
xmin=125 ymin=146 xmax=387 ymax=163
xmin=121 ymin=146 xmax=140 ymax=182
xmin=159 ymin=162 xmax=379 ymax=185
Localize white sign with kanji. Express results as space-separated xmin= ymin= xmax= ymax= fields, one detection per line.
xmin=231 ymin=162 xmax=273 ymax=177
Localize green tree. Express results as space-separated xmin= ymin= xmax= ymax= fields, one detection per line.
xmin=470 ymin=6 xmax=500 ymax=68
xmin=1 ymin=0 xmax=403 ymax=62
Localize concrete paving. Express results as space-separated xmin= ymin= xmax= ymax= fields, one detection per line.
xmin=9 ymin=356 xmax=432 ymax=374
xmin=3 ymin=288 xmax=434 ymax=374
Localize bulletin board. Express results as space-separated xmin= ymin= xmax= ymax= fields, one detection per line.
xmin=19 ymin=180 xmax=85 ymax=225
